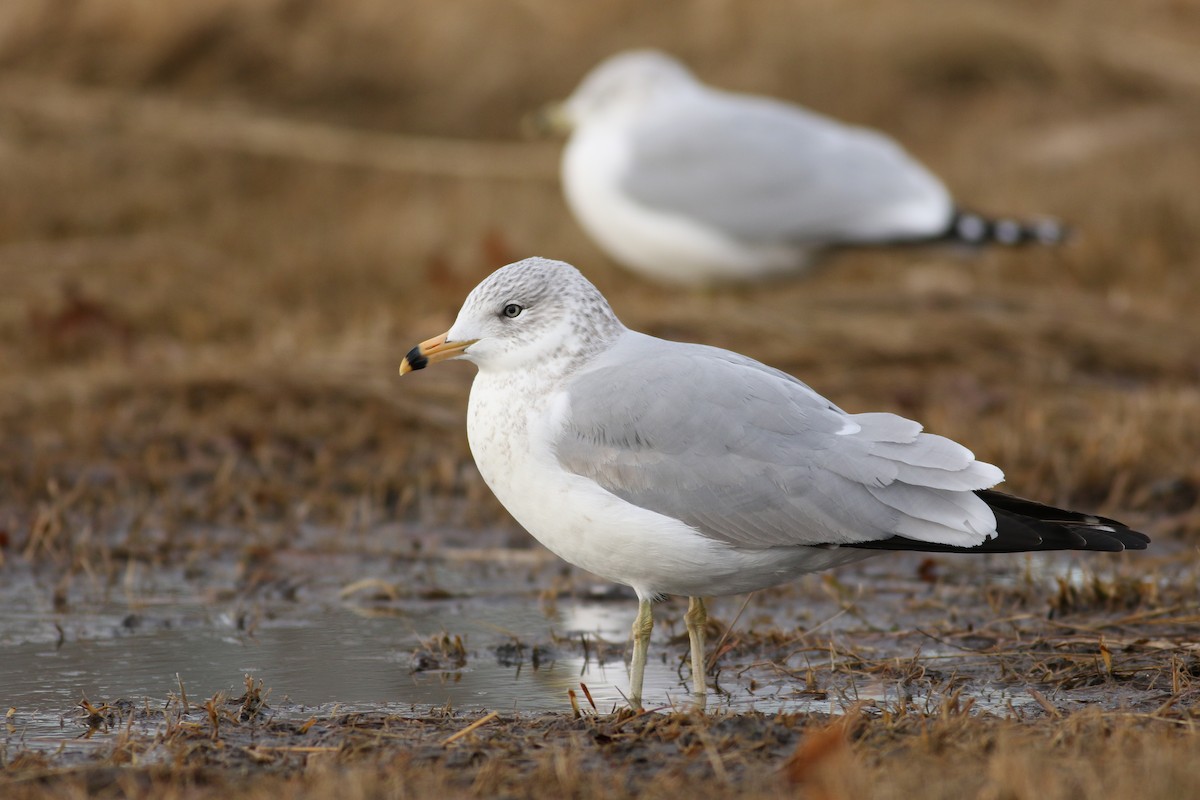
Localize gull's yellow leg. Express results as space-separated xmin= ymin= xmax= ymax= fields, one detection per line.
xmin=628 ymin=598 xmax=654 ymax=709
xmin=685 ymin=596 xmax=708 ymax=706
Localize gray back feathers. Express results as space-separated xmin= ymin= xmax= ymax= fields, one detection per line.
xmin=554 ymin=334 xmax=1002 ymax=551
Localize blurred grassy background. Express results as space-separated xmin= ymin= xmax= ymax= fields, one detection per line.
xmin=1 ymin=0 xmax=1198 ymax=563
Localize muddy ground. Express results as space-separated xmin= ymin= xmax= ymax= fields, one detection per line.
xmin=3 ymin=545 xmax=1199 ymax=798
xmin=1 ymin=0 xmax=1200 ymax=797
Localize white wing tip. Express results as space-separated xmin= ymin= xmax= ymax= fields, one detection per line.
xmin=975 ymin=461 xmax=1005 ymax=489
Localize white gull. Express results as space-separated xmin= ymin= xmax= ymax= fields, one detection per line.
xmin=399 ymin=257 xmax=1147 ymax=708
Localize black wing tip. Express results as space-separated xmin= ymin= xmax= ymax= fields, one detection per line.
xmin=845 ymin=491 xmax=1150 ymax=555
xmin=944 ymin=209 xmax=1070 ymax=247
xmin=981 ymin=490 xmax=1151 ymax=552
xmin=1110 ymin=529 xmax=1151 ymax=550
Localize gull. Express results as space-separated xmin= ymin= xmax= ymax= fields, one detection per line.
xmin=535 ymin=50 xmax=1065 ymax=286
xmin=398 ymin=257 xmax=1148 ymax=708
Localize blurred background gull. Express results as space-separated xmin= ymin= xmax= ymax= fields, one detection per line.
xmin=1 ymin=0 xmax=1199 ymax=550
xmin=532 ymin=49 xmax=1065 ymax=286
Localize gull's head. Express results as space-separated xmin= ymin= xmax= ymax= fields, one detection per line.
xmin=533 ymin=50 xmax=697 ymax=134
xmin=399 ymin=258 xmax=625 ymax=376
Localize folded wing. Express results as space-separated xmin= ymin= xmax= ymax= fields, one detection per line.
xmin=553 ymin=336 xmax=1003 ymax=550
xmin=622 ymin=92 xmax=952 ymax=244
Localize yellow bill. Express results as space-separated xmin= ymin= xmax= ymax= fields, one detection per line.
xmin=398 ymin=331 xmax=477 ymax=375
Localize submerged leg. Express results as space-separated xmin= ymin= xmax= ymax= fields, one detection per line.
xmin=685 ymin=596 xmax=708 ymax=706
xmin=628 ymin=598 xmax=654 ymax=709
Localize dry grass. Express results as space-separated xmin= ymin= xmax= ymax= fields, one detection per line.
xmin=1 ymin=0 xmax=1199 ymax=795
xmin=3 ymin=699 xmax=1200 ymax=799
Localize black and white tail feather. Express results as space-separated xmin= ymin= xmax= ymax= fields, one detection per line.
xmin=941 ymin=209 xmax=1069 ymax=247
xmin=848 ymin=490 xmax=1149 ymax=554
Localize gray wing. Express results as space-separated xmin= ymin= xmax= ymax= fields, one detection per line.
xmin=622 ymin=92 xmax=952 ymax=244
xmin=554 ymin=337 xmax=1001 ymax=550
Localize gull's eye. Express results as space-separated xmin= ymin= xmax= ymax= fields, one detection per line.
xmin=502 ymin=303 xmax=524 ymax=319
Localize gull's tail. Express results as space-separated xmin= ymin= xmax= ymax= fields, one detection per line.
xmin=846 ymin=490 xmax=1149 ymax=554
xmin=939 ymin=208 xmax=1069 ymax=247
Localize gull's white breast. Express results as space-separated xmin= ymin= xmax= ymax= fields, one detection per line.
xmin=466 ymin=368 xmax=869 ymax=598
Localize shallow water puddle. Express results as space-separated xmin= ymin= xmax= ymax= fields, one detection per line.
xmin=2 ymin=601 xmax=856 ymax=748
xmin=0 ymin=558 xmax=793 ymax=746
xmin=2 ymin=543 xmax=1190 ymax=747
xmin=2 ymin=599 xmax=616 ymax=737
